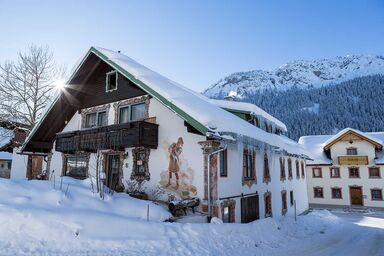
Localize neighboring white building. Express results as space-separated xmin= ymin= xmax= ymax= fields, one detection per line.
xmin=299 ymin=128 xmax=384 ymax=209
xmin=21 ymin=47 xmax=309 ymax=223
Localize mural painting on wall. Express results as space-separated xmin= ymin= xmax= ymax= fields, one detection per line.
xmin=159 ymin=137 xmax=197 ymax=198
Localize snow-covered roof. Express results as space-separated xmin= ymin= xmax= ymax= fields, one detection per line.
xmin=209 ymin=99 xmax=287 ymax=132
xmin=22 ymin=46 xmax=308 ymax=158
xmin=299 ymin=129 xmax=384 ymax=165
xmin=298 ymin=135 xmax=333 ymax=165
xmin=0 ymin=151 xmax=12 ymax=160
xmin=323 ymin=128 xmax=383 ymax=150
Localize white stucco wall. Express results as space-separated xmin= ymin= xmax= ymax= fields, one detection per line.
xmin=48 ymin=96 xmax=309 ymax=222
xmin=306 ymin=139 xmax=384 ymax=208
xmin=218 ymin=145 xmax=308 ymax=222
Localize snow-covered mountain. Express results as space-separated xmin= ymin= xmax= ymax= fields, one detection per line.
xmin=204 ymin=55 xmax=384 ymax=98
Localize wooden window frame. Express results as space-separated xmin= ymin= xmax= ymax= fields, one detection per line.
xmin=280 ymin=157 xmax=286 ymax=181
xmin=313 ymin=187 xmax=324 ymax=198
xmin=106 ymin=70 xmax=118 ymax=92
xmin=330 ymin=167 xmax=340 ymax=178
xmin=312 ymin=167 xmax=322 ymax=178
xmin=243 ymin=148 xmax=256 ymax=185
xmin=219 ymin=149 xmax=228 ymax=177
xmin=221 ymin=199 xmax=236 ymax=223
xmin=368 ymin=167 xmax=381 ymax=179
xmin=62 ymin=154 xmax=89 ymax=179
xmin=346 ymin=147 xmax=358 ymax=156
xmin=371 ymin=189 xmax=383 ymax=201
xmin=281 ymin=190 xmax=287 ymax=215
xmin=84 ymin=111 xmax=107 ymax=128
xmin=288 ymin=158 xmax=293 ymax=180
xmin=295 ymin=159 xmax=300 ymax=179
xmin=131 ymin=147 xmax=150 ymax=181
xmin=348 ymin=167 xmax=360 ymax=178
xmin=264 ymin=191 xmax=272 ymax=218
xmin=331 ymin=187 xmax=342 ymax=199
xmin=263 ymin=153 xmax=271 ymax=183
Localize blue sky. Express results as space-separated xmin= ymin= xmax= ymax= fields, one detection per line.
xmin=0 ymin=0 xmax=383 ymax=92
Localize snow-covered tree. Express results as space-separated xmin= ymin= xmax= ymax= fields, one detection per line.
xmin=0 ymin=45 xmax=65 ymax=131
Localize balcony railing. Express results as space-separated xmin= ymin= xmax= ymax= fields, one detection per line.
xmin=55 ymin=121 xmax=158 ymax=153
xmin=338 ymin=155 xmax=368 ymax=165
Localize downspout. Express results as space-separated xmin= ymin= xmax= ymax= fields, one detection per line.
xmin=207 ymin=144 xmax=227 ymax=223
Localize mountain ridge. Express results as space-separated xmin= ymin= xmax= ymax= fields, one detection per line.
xmin=204 ymin=54 xmax=384 ymax=98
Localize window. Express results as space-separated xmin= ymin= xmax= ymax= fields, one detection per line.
xmin=346 ymin=147 xmax=357 ymax=156
xmin=131 ymin=103 xmax=146 ymax=120
xmin=119 ymin=103 xmax=146 ymax=124
xmin=264 ymin=192 xmax=272 ymax=217
xmin=131 ymin=148 xmax=150 ymax=180
xmin=312 ymin=167 xmax=322 ymax=178
xmin=290 ymin=190 xmax=294 ymax=206
xmin=369 ymin=167 xmax=380 ymax=178
xmin=7 ymin=161 xmax=11 ymax=170
xmin=296 ymin=160 xmax=300 ymax=179
xmin=288 ymin=158 xmax=293 ymax=179
xmin=223 ymin=206 xmax=232 ymax=223
xmin=106 ymin=70 xmax=118 ymax=92
xmin=263 ymin=153 xmax=270 ymax=183
xmin=64 ymin=155 xmax=88 ymax=179
xmin=221 ymin=199 xmax=235 ymax=223
xmin=281 ymin=190 xmax=287 ymax=215
xmin=85 ymin=111 xmax=107 ymax=128
xmin=371 ymin=189 xmax=383 ymax=201
xmin=314 ymin=187 xmax=324 ymax=198
xmin=301 ymin=161 xmax=305 ymax=178
xmin=243 ymin=149 xmax=255 ymax=180
xmin=1 ymin=164 xmax=4 ymax=168
xmin=349 ymin=167 xmax=360 ymax=178
xmin=280 ymin=157 xmax=286 ymax=180
xmin=331 ymin=188 xmax=342 ymax=199
xmin=330 ymin=167 xmax=340 ymax=178
xmin=219 ymin=150 xmax=228 ymax=177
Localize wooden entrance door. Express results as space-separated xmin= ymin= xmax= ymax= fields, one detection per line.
xmin=350 ymin=187 xmax=363 ymax=206
xmin=105 ymin=155 xmax=120 ymax=191
xmin=241 ymin=195 xmax=259 ymax=223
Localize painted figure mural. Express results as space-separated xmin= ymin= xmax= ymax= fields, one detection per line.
xmin=166 ymin=137 xmax=184 ymax=189
xmin=160 ymin=137 xmax=197 ymax=198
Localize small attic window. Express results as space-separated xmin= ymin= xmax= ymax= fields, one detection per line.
xmin=106 ymin=71 xmax=118 ymax=92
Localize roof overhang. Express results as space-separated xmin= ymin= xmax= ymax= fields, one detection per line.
xmin=323 ymin=129 xmax=382 ymax=151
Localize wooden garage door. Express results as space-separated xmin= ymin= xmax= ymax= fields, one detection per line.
xmin=241 ymin=195 xmax=260 ymax=223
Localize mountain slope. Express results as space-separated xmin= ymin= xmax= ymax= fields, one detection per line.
xmin=204 ymin=55 xmax=384 ymax=98
xmin=203 ymin=55 xmax=384 ymax=140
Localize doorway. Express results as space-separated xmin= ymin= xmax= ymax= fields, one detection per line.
xmin=350 ymin=187 xmax=363 ymax=206
xmin=241 ymin=195 xmax=259 ymax=223
xmin=105 ymin=154 xmax=121 ymax=191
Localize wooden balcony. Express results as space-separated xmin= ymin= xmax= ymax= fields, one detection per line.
xmin=338 ymin=155 xmax=368 ymax=165
xmin=55 ymin=121 xmax=158 ymax=153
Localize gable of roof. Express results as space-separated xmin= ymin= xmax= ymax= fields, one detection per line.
xmin=323 ymin=128 xmax=383 ymax=151
xmin=21 ymin=46 xmax=308 ymax=158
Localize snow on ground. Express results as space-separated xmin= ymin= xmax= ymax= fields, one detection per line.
xmin=0 ymin=178 xmax=383 ymax=255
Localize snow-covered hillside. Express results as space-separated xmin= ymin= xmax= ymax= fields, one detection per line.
xmin=204 ymin=55 xmax=384 ymax=98
xmin=0 ymin=178 xmax=383 ymax=255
